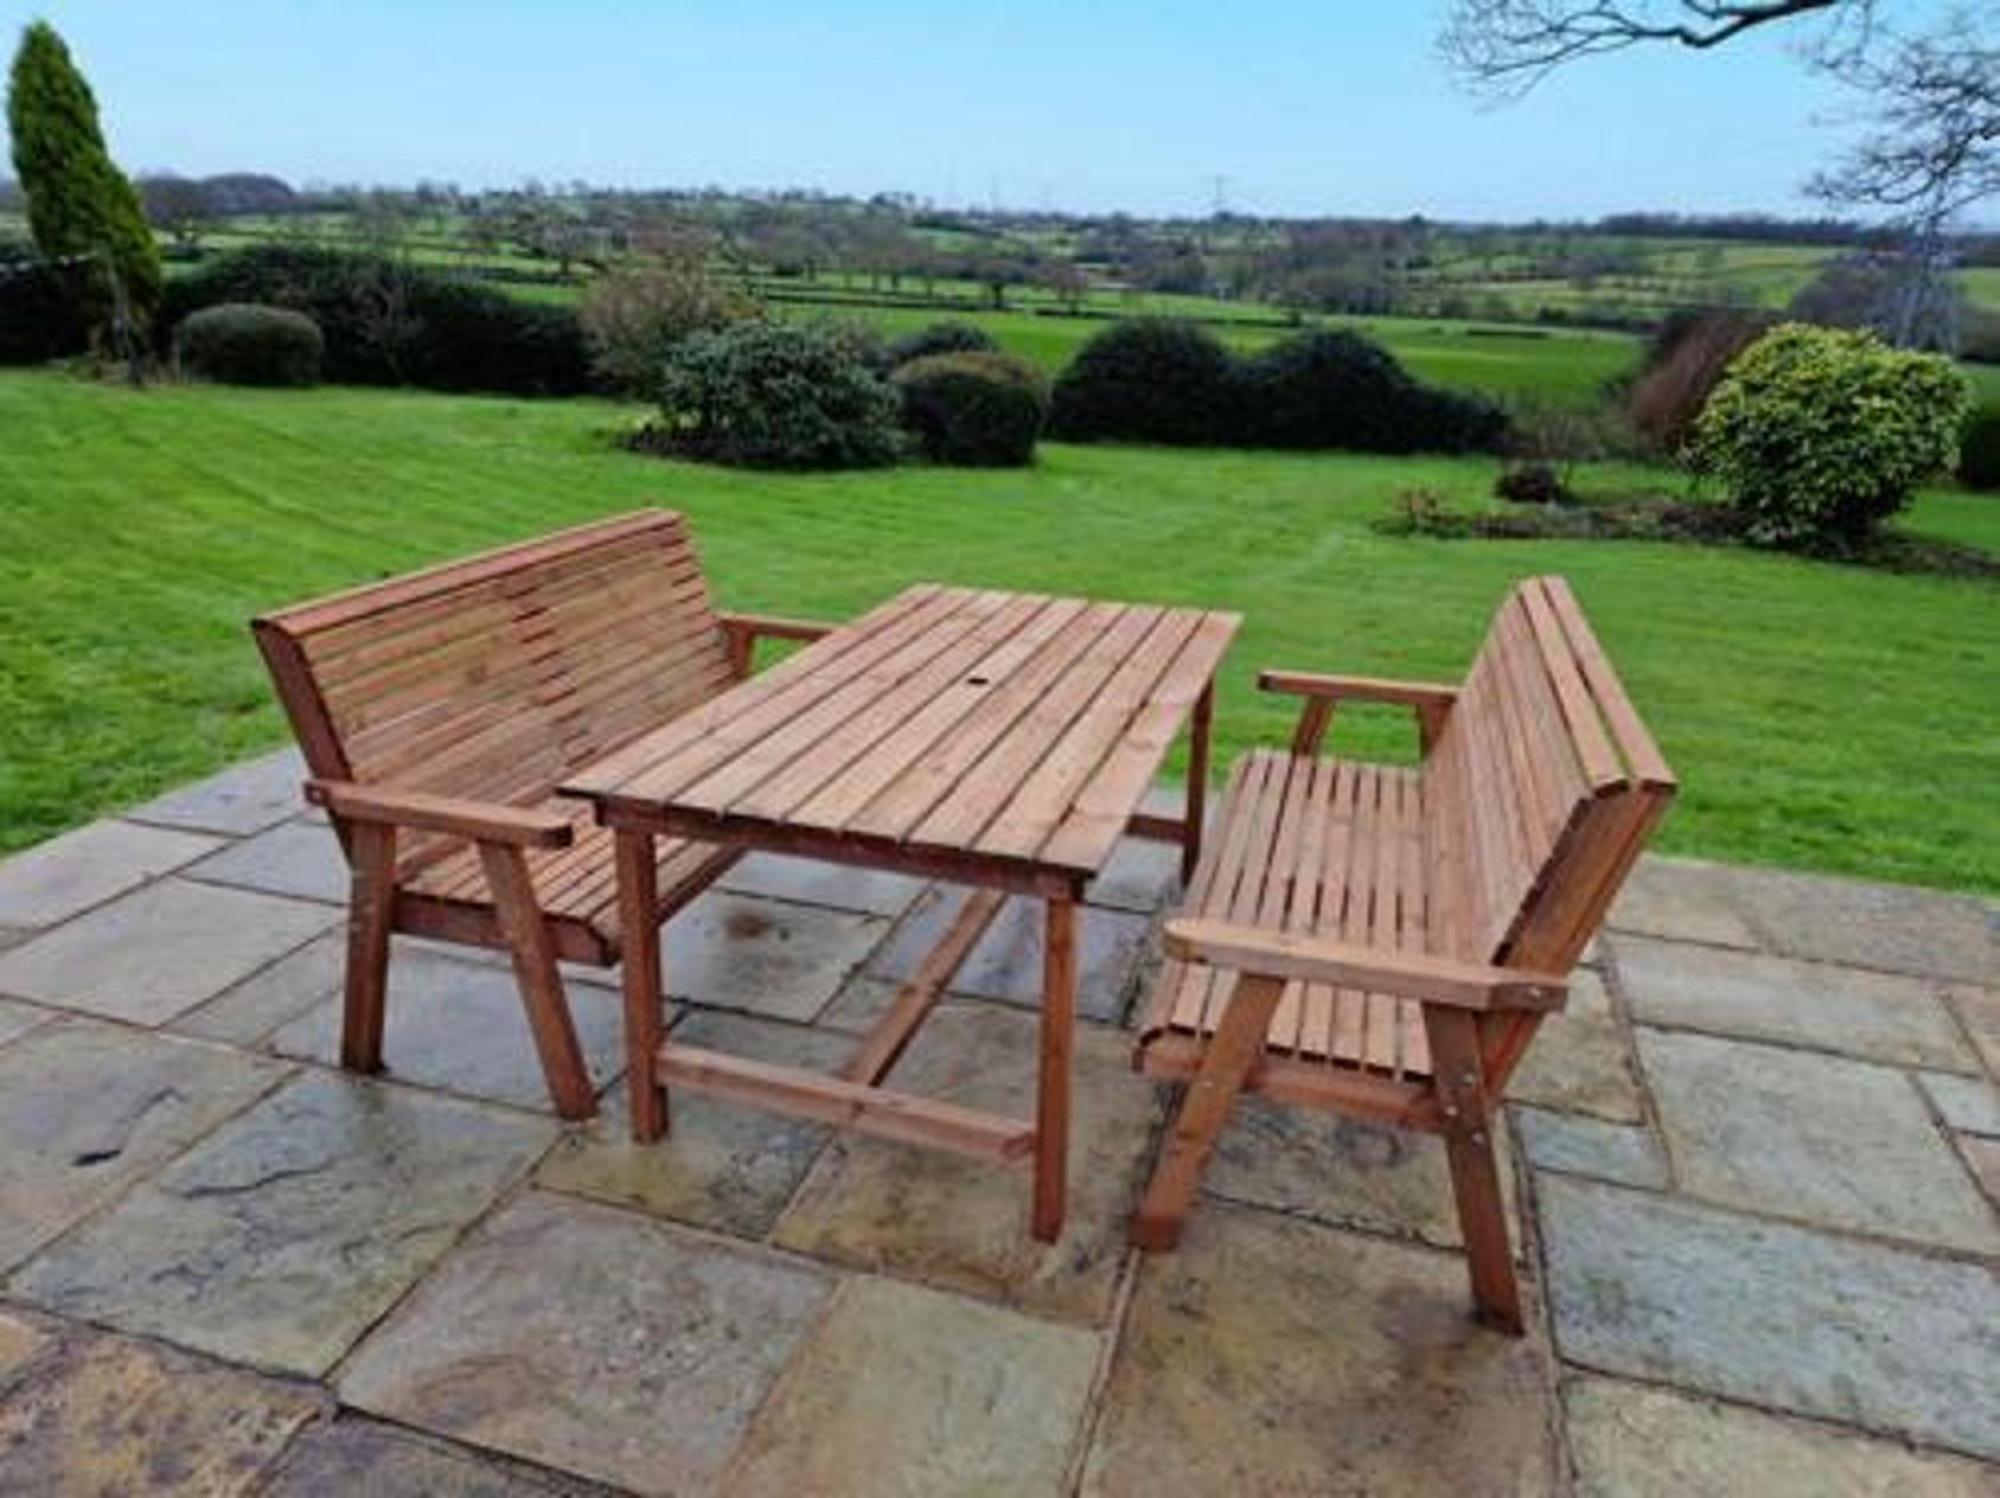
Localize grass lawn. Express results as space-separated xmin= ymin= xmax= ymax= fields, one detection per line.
xmin=2 ymin=370 xmax=1996 ymax=894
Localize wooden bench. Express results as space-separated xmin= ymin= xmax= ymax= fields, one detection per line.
xmin=1131 ymin=575 xmax=1674 ymax=1333
xmin=253 ymin=510 xmax=826 ymax=1119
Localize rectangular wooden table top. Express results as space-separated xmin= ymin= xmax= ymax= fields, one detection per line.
xmin=561 ymin=583 xmax=1240 ymax=890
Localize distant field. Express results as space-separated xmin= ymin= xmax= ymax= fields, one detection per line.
xmin=1 ymin=370 xmax=1995 ymax=894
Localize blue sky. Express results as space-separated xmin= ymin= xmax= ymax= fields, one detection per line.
xmin=4 ymin=2 xmax=1890 ymax=220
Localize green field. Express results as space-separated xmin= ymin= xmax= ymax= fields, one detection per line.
xmin=2 ymin=370 xmax=1995 ymax=894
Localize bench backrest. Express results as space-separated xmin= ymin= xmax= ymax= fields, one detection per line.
xmin=253 ymin=510 xmax=734 ymax=860
xmin=1421 ymin=575 xmax=1674 ymax=973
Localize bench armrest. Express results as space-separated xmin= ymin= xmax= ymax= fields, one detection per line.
xmin=1257 ymin=671 xmax=1458 ymax=757
xmin=305 ymin=780 xmax=574 ymax=849
xmin=1163 ymin=917 xmax=1566 ymax=1013
xmin=1257 ymin=670 xmax=1459 ymax=708
xmin=718 ymin=611 xmax=839 ymax=678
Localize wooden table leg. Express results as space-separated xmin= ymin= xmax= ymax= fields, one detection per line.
xmin=1032 ymin=894 xmax=1079 ymax=1243
xmin=1182 ymin=679 xmax=1214 ymax=885
xmin=615 ymin=828 xmax=668 ymax=1142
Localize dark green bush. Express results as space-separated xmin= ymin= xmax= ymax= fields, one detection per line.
xmin=893 ymin=351 xmax=1048 ymax=466
xmin=655 ymin=321 xmax=903 ymax=470
xmin=0 ymin=259 xmax=87 ymax=363
xmin=885 ymin=320 xmax=998 ymax=368
xmin=1048 ymin=318 xmax=1236 ymax=445
xmin=1236 ymin=330 xmax=1507 ymax=454
xmin=1959 ymin=404 xmax=2000 ymax=491
xmin=1690 ymin=323 xmax=1967 ymax=548
xmin=163 ymin=244 xmax=589 ymax=395
xmin=175 ymin=302 xmax=322 ymax=386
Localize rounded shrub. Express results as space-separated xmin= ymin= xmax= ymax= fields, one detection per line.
xmin=885 ymin=320 xmax=998 ymax=368
xmin=1960 ymin=405 xmax=2000 ymax=492
xmin=1236 ymin=329 xmax=1505 ymax=454
xmin=1494 ymin=461 xmax=1569 ymax=505
xmin=1048 ymin=317 xmax=1235 ymax=445
xmin=175 ymin=302 xmax=323 ymax=386
xmin=893 ymin=351 xmax=1048 ymax=466
xmin=656 ymin=321 xmax=903 ymax=470
xmin=1689 ymin=323 xmax=1968 ymax=548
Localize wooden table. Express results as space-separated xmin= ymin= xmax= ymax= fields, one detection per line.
xmin=562 ymin=583 xmax=1239 ymax=1241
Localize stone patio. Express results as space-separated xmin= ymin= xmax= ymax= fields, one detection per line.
xmin=0 ymin=746 xmax=1994 ymax=1494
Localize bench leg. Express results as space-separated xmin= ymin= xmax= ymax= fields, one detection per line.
xmin=479 ymin=844 xmax=596 ymax=1122
xmin=1425 ymin=1008 xmax=1523 ymax=1335
xmin=339 ymin=822 xmax=397 ymax=1074
xmin=1182 ymin=680 xmax=1214 ymax=885
xmin=1032 ymin=896 xmax=1079 ymax=1244
xmin=1131 ymin=974 xmax=1284 ymax=1251
xmin=614 ymin=829 xmax=668 ymax=1143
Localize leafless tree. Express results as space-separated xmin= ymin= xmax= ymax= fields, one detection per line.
xmin=1438 ymin=2 xmax=1995 ymax=347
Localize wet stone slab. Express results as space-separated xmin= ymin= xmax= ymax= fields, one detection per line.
xmin=1721 ymin=865 xmax=2000 ymax=984
xmin=536 ymin=1009 xmax=850 ymax=1237
xmin=186 ymin=818 xmax=350 ymax=905
xmin=1082 ymin=1204 xmax=1558 ymax=1497
xmin=1512 ymin=1106 xmax=1670 ymax=1191
xmin=773 ymin=1000 xmax=1165 ymax=1326
xmin=0 ymin=818 xmax=223 ymax=931
xmin=263 ymin=1416 xmax=614 ymax=1497
xmin=655 ymin=891 xmax=887 ymax=1024
xmin=170 ymin=932 xmax=346 ymax=1046
xmin=725 ymin=1275 xmax=1100 ymax=1497
xmin=1505 ymin=967 xmax=1645 ymax=1123
xmin=0 ymin=1325 xmax=323 ymax=1496
xmin=126 ymin=746 xmax=308 ymax=838
xmin=0 ymin=877 xmax=339 ymax=1027
xmin=10 ymin=1072 xmax=554 ymax=1376
xmin=269 ymin=947 xmax=629 ymax=1111
xmin=340 ymin=1191 xmax=832 ymax=1498
xmin=1083 ymin=834 xmax=1183 ymax=915
xmin=1563 ymin=1374 xmax=2000 ymax=1498
xmin=867 ymin=889 xmax=1151 ymax=1024
xmin=0 ymin=1020 xmax=291 ymax=1272
xmin=1539 ymin=1174 xmax=2000 ymax=1461
xmin=1639 ymin=1029 xmax=1999 ymax=1254
xmin=1612 ymin=934 xmax=1977 ymax=1072
xmin=1202 ymin=1097 xmax=1521 ymax=1252
xmin=715 ymin=851 xmax=927 ymax=918
xmin=1605 ymin=856 xmax=1765 ymax=950
xmin=1920 ymin=1070 xmax=2000 ymax=1138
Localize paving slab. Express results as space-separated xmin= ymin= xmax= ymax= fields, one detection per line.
xmin=810 ymin=973 xmax=907 ymax=1035
xmin=536 ymin=1009 xmax=849 ymax=1237
xmin=1506 ymin=967 xmax=1645 ymax=1123
xmin=0 ymin=1020 xmax=291 ymax=1272
xmin=0 ymin=995 xmax=50 ymax=1048
xmin=9 ymin=1072 xmax=554 ymax=1376
xmin=1920 ymin=1070 xmax=2000 ymax=1138
xmin=126 ymin=746 xmax=308 ymax=837
xmin=1564 ymin=1373 xmax=2000 ymax=1497
xmin=0 ymin=1325 xmax=323 ymax=1495
xmin=0 ymin=1308 xmax=53 ymax=1386
xmin=773 ymin=1000 xmax=1165 ymax=1326
xmin=263 ymin=1416 xmax=614 ymax=1497
xmin=1538 ymin=1174 xmax=2000 ymax=1461
xmin=1083 ymin=834 xmax=1182 ymax=915
xmin=723 ymin=1275 xmax=1100 ymax=1497
xmin=269 ymin=947 xmax=629 ymax=1111
xmin=867 ymin=888 xmax=1151 ymax=1024
xmin=715 ymin=851 xmax=927 ymax=918
xmin=653 ymin=890 xmax=887 ymax=1024
xmin=1082 ymin=1203 xmax=1558 ymax=1496
xmin=1606 ymin=855 xmax=1765 ymax=949
xmin=1720 ymin=864 xmax=1999 ymax=984
xmin=1962 ymin=1136 xmax=2000 ymax=1204
xmin=1638 ymin=1029 xmax=1999 ymax=1253
xmin=0 ymin=818 xmax=222 ymax=930
xmin=340 ymin=1191 xmax=833 ymax=1498
xmin=0 ymin=877 xmax=338 ymax=1026
xmin=170 ymin=932 xmax=346 ymax=1045
xmin=1202 ymin=1097 xmax=1521 ymax=1252
xmin=1513 ymin=1106 xmax=1670 ymax=1191
xmin=1613 ymin=935 xmax=1977 ymax=1072
xmin=1947 ymin=983 xmax=2000 ymax=1077
xmin=186 ymin=818 xmax=350 ymax=905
